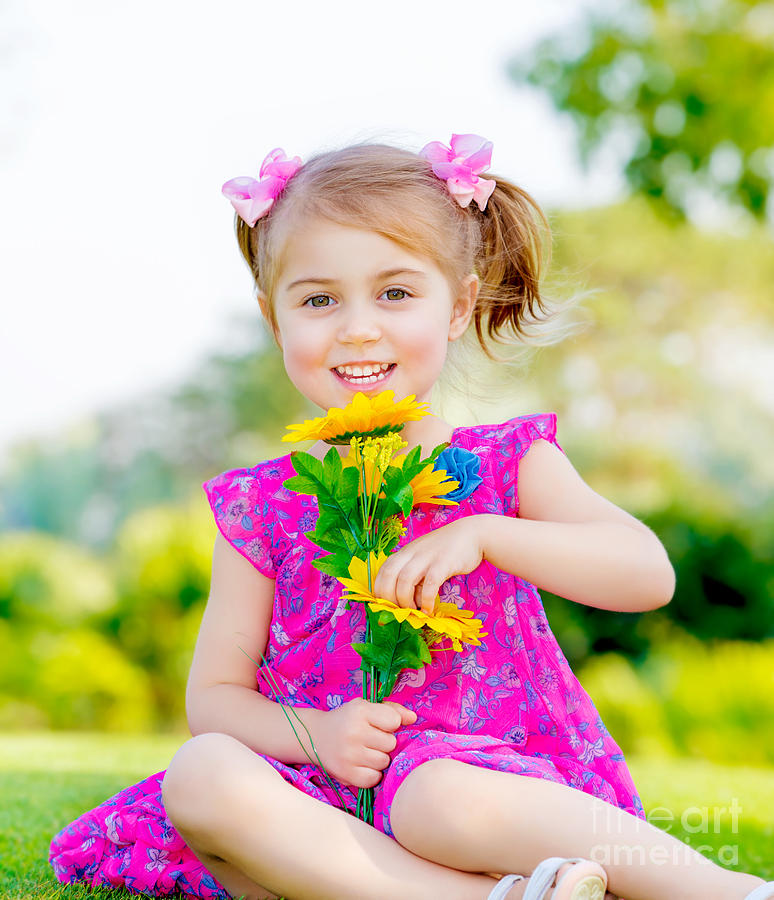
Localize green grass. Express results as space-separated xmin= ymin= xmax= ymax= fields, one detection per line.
xmin=1 ymin=732 xmax=772 ymax=899
xmin=0 ymin=732 xmax=191 ymax=900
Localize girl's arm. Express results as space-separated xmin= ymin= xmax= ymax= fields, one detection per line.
xmin=185 ymin=533 xmax=325 ymax=761
xmin=481 ymin=438 xmax=676 ymax=613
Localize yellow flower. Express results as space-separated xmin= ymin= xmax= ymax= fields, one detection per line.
xmin=282 ymin=390 xmax=429 ymax=444
xmin=337 ymin=552 xmax=391 ymax=597
xmin=381 ymin=515 xmax=407 ymax=545
xmin=342 ymin=434 xmax=408 ymax=496
xmin=409 ymin=463 xmax=460 ymax=506
xmin=337 ymin=553 xmax=487 ymax=652
xmin=368 ymin=599 xmax=487 ymax=652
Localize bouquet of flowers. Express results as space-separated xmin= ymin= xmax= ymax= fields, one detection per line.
xmin=249 ymin=390 xmax=486 ymax=825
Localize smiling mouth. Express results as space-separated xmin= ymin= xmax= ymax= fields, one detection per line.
xmin=333 ymin=363 xmax=396 ymax=384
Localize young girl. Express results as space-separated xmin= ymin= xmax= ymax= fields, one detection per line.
xmin=49 ymin=135 xmax=773 ymax=900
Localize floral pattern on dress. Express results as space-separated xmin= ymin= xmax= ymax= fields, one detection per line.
xmin=49 ymin=413 xmax=647 ymax=897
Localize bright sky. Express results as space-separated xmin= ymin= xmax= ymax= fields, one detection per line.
xmin=0 ymin=0 xmax=624 ymax=468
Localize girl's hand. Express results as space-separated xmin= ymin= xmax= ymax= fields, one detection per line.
xmin=373 ymin=516 xmax=486 ymax=614
xmin=314 ymin=698 xmax=417 ymax=789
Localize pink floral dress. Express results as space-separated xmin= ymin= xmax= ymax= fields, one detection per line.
xmin=49 ymin=413 xmax=646 ymax=898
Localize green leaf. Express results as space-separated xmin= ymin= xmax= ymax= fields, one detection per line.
xmin=283 ymin=474 xmax=322 ymax=496
xmin=322 ymin=446 xmax=343 ymax=490
xmin=290 ymin=451 xmax=326 ymax=484
xmin=339 ymin=466 xmax=361 ymax=499
xmin=311 ymin=525 xmax=358 ymax=558
xmin=427 ymin=442 xmax=449 ymax=464
xmin=319 ymin=492 xmax=359 ymax=522
xmin=311 ymin=551 xmax=356 ymax=578
xmin=351 ymin=642 xmax=396 ymax=671
xmin=360 ymin=608 xmax=433 ymax=700
xmin=396 ymin=483 xmax=414 ymax=517
xmin=374 ymin=499 xmax=399 ymax=521
xmin=379 ymin=467 xmax=415 ymax=517
xmin=306 ymin=532 xmax=346 ymax=553
xmin=382 ymin=466 xmax=407 ymax=492
xmin=339 ymin=528 xmax=361 ymax=555
xmin=315 ymin=508 xmax=344 ymax=537
xmin=403 ymin=445 xmax=422 ymax=469
xmin=398 ymin=444 xmax=435 ymax=481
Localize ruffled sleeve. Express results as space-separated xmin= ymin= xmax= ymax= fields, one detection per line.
xmin=496 ymin=412 xmax=565 ymax=518
xmin=202 ymin=467 xmax=277 ymax=580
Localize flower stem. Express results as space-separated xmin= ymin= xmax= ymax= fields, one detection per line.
xmin=358 ymin=488 xmax=382 ymax=827
xmin=238 ymin=646 xmax=353 ymax=815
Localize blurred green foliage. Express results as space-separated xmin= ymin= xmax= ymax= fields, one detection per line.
xmin=510 ymin=0 xmax=774 ymax=223
xmin=0 ymin=495 xmax=221 ymax=733
xmin=105 ymin=498 xmax=215 ymax=726
xmin=578 ymin=635 xmax=774 ymax=764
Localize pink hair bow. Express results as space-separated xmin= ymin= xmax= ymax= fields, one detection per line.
xmin=222 ymin=148 xmax=302 ymax=226
xmin=419 ymin=133 xmax=496 ymax=211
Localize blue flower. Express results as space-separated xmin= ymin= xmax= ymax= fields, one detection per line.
xmin=432 ymin=447 xmax=483 ymax=502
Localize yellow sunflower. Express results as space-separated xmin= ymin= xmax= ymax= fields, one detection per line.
xmin=337 ymin=553 xmax=486 ymax=652
xmin=366 ymin=599 xmax=486 ymax=652
xmin=409 ymin=463 xmax=460 ymax=506
xmin=282 ymin=390 xmax=429 ymax=444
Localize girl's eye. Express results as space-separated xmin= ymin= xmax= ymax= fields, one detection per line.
xmin=304 ymin=294 xmax=334 ymax=309
xmin=303 ymin=289 xmax=409 ymax=307
xmin=382 ymin=288 xmax=408 ymax=302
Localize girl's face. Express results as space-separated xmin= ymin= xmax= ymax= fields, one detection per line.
xmin=261 ymin=218 xmax=477 ymax=414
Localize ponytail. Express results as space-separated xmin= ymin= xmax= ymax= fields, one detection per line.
xmin=471 ymin=177 xmax=555 ymax=361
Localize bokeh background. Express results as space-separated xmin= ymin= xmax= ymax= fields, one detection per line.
xmin=2 ymin=0 xmax=773 ymax=773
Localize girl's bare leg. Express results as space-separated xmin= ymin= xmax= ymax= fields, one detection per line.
xmin=389 ymin=759 xmax=767 ymax=900
xmin=161 ymin=732 xmax=502 ymax=900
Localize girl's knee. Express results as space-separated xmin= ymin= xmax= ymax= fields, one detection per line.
xmin=395 ymin=759 xmax=460 ymax=810
xmin=161 ymin=732 xmax=248 ymax=823
xmin=390 ymin=759 xmax=459 ymax=841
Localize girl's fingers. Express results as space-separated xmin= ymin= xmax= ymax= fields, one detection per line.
xmin=361 ymin=746 xmax=392 ymax=770
xmin=398 ymin=564 xmax=445 ymax=610
xmin=373 ymin=542 xmax=448 ymax=609
xmin=394 ymin=560 xmax=426 ymax=608
xmin=373 ymin=701 xmax=409 ymax=732
xmin=372 ymin=554 xmax=402 ymax=601
xmin=419 ymin=567 xmax=444 ymax=612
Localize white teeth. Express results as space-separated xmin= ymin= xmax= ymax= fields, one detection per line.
xmin=336 ymin=363 xmax=391 ymax=376
xmin=335 ymin=363 xmax=393 ymax=383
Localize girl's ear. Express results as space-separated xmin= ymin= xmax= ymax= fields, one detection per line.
xmin=257 ymin=291 xmax=283 ymax=349
xmin=448 ymin=273 xmax=478 ymax=341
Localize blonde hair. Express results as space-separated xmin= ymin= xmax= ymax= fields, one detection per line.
xmin=231 ymin=142 xmax=585 ymax=378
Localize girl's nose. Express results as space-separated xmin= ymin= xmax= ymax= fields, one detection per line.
xmin=337 ymin=302 xmax=382 ymax=345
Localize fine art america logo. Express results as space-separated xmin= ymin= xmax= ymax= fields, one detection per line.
xmin=590 ymin=798 xmax=743 ymax=866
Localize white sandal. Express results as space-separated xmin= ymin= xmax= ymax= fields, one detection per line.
xmin=487 ymin=873 xmax=524 ymax=900
xmin=487 ymin=856 xmax=608 ymax=900
xmin=488 ymin=865 xmax=774 ymax=900
xmin=744 ymin=885 xmax=774 ymax=900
